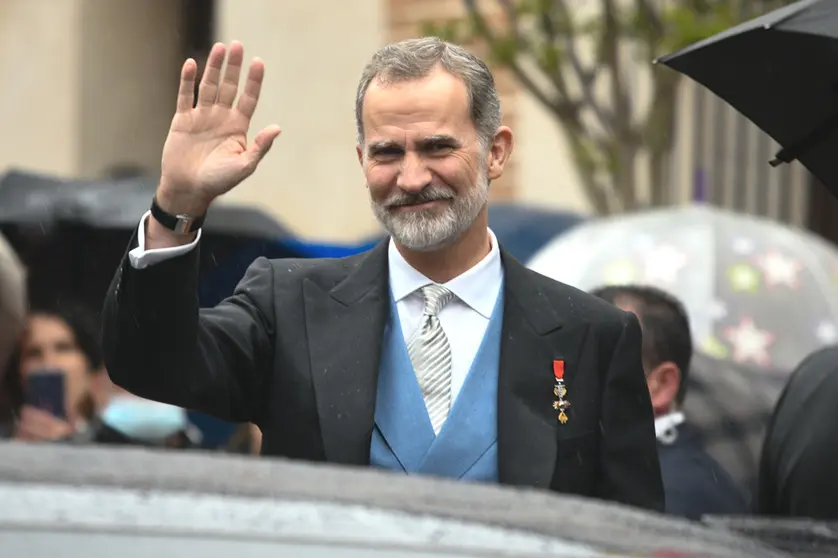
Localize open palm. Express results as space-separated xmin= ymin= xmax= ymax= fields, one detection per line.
xmin=159 ymin=42 xmax=281 ymax=208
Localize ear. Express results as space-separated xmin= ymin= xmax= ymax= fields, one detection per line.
xmin=486 ymin=126 xmax=514 ymax=181
xmin=646 ymin=362 xmax=681 ymax=415
xmin=356 ymin=144 xmax=364 ymax=167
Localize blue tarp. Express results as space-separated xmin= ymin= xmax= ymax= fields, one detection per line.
xmin=486 ymin=203 xmax=587 ymax=262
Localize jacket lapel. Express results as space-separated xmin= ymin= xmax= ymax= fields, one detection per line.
xmin=304 ymin=242 xmax=389 ymax=466
xmin=497 ymin=251 xmax=590 ymax=490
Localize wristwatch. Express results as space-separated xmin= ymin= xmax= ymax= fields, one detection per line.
xmin=150 ymin=196 xmax=206 ymax=234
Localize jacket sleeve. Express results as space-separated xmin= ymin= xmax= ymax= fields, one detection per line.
xmin=101 ymin=231 xmax=275 ymax=424
xmin=598 ymin=310 xmax=665 ymax=512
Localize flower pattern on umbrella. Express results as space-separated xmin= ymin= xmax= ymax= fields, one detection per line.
xmin=727 ymin=263 xmax=760 ymax=294
xmin=756 ymin=251 xmax=802 ymax=288
xmin=527 ymin=205 xmax=838 ymax=373
xmin=724 ymin=318 xmax=775 ymax=367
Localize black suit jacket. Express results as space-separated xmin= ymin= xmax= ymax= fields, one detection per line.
xmin=658 ymin=423 xmax=748 ymax=521
xmin=756 ymin=345 xmax=838 ymax=519
xmin=102 ymin=236 xmax=663 ymax=511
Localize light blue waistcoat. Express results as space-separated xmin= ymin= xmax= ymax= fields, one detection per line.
xmin=369 ymin=286 xmax=504 ymax=482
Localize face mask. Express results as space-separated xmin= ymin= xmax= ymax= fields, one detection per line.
xmin=100 ymin=395 xmax=188 ymax=443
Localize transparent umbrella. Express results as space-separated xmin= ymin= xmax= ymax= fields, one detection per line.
xmin=528 ymin=204 xmax=838 ymax=374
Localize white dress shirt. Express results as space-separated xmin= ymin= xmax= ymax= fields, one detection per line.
xmin=128 ymin=211 xmax=203 ymax=269
xmin=388 ymin=231 xmax=503 ymax=402
xmin=128 ymin=212 xmax=504 ymax=403
xmin=654 ymin=410 xmax=685 ymax=445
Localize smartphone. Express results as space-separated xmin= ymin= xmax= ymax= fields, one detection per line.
xmin=24 ymin=369 xmax=67 ymax=419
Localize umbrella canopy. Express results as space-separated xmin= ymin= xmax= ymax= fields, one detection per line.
xmin=656 ymin=0 xmax=838 ymax=196
xmin=0 ymin=169 xmax=291 ymax=239
xmin=685 ymin=352 xmax=788 ymax=495
xmin=528 ymin=204 xmax=838 ymax=374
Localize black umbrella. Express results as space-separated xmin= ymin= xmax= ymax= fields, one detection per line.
xmin=656 ymin=0 xmax=838 ymax=196
xmin=0 ymin=170 xmax=301 ymax=313
xmin=0 ymin=169 xmax=291 ymax=239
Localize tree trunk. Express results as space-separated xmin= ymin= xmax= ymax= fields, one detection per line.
xmin=645 ymin=71 xmax=681 ymax=206
xmin=615 ymin=142 xmax=638 ymax=211
xmin=567 ymin=134 xmax=613 ymax=215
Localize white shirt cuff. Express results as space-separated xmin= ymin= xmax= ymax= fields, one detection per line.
xmin=127 ymin=211 xmax=201 ymax=270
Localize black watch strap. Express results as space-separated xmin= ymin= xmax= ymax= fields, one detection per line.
xmin=150 ymin=196 xmax=206 ymax=234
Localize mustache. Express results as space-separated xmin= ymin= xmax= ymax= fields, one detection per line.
xmin=385 ymin=187 xmax=454 ymax=208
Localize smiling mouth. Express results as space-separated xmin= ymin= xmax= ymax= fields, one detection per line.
xmin=389 ymin=199 xmax=451 ymax=212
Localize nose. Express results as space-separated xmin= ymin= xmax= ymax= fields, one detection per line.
xmin=396 ymin=151 xmax=432 ymax=193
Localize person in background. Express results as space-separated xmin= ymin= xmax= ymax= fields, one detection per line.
xmin=592 ymin=285 xmax=748 ymax=521
xmin=2 ymin=302 xmax=198 ymax=448
xmin=90 ymin=381 xmax=202 ymax=449
xmin=225 ymin=423 xmax=262 ymax=455
xmin=2 ymin=302 xmax=106 ymax=441
xmin=0 ymin=232 xmax=27 ymax=437
xmin=756 ymin=345 xmax=838 ymax=519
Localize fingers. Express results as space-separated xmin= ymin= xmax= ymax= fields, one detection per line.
xmin=188 ymin=43 xmax=266 ymax=117
xmin=197 ymin=43 xmax=227 ymax=107
xmin=246 ymin=125 xmax=282 ymax=166
xmin=217 ymin=41 xmax=244 ymax=108
xmin=176 ymin=59 xmax=198 ymax=112
xmin=16 ymin=406 xmax=73 ymax=441
xmin=236 ymin=58 xmax=266 ymax=120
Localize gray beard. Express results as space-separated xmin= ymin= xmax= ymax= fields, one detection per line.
xmin=370 ymin=169 xmax=489 ymax=252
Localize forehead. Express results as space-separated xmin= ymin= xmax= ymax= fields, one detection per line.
xmin=362 ymin=66 xmax=474 ymax=141
xmin=613 ymin=295 xmax=643 ymax=321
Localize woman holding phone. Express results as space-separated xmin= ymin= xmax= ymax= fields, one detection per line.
xmin=2 ymin=302 xmax=198 ymax=448
xmin=1 ymin=302 xmax=105 ymax=442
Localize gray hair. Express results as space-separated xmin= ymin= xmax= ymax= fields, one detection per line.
xmin=355 ymin=37 xmax=502 ymax=149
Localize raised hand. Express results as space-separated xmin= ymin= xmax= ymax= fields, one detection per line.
xmin=157 ymin=41 xmax=281 ymax=215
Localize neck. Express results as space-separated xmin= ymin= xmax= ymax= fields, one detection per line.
xmin=654 ymin=406 xmax=677 ymax=419
xmin=395 ymin=210 xmax=491 ymax=284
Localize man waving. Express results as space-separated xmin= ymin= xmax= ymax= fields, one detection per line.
xmin=102 ymin=38 xmax=663 ymax=511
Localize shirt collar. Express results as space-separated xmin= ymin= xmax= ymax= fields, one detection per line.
xmin=654 ymin=411 xmax=685 ymax=444
xmin=388 ymin=229 xmax=503 ymax=318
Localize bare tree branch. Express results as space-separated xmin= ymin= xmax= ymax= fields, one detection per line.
xmin=599 ymin=0 xmax=638 ymax=206
xmin=494 ymin=0 xmax=569 ymax=101
xmin=463 ymin=0 xmax=570 ymax=120
xmin=463 ymin=0 xmax=627 ymax=212
xmin=551 ymin=0 xmax=616 ymax=135
xmin=633 ymin=0 xmax=664 ymax=41
xmin=600 ymin=0 xmax=632 ymax=141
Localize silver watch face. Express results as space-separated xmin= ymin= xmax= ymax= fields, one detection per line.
xmin=172 ymin=215 xmax=198 ymax=234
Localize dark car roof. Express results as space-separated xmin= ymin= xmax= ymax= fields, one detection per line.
xmin=0 ymin=443 xmax=788 ymax=558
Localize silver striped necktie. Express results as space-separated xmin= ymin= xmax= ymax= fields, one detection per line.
xmin=408 ymin=284 xmax=455 ymax=435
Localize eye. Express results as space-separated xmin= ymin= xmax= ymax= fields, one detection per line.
xmin=428 ymin=143 xmax=455 ymax=154
xmin=372 ymin=147 xmax=403 ymax=160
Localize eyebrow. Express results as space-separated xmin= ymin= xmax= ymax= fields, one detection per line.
xmin=366 ymin=135 xmax=462 ymax=155
xmin=367 ymin=140 xmax=402 ymax=154
xmin=417 ymin=135 xmax=460 ymax=147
